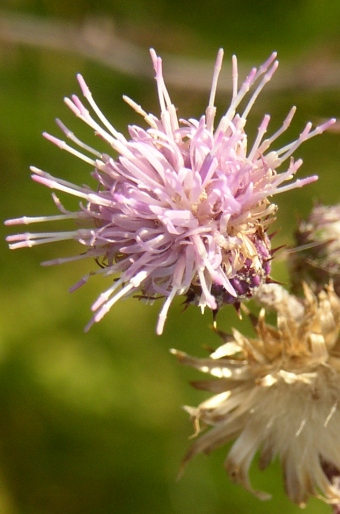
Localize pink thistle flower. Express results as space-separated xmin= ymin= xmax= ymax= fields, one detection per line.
xmin=5 ymin=49 xmax=335 ymax=334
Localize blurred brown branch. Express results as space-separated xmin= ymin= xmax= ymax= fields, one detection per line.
xmin=1 ymin=10 xmax=340 ymax=92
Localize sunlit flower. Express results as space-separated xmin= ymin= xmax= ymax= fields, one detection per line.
xmin=173 ymin=283 xmax=340 ymax=507
xmin=289 ymin=203 xmax=340 ymax=297
xmin=5 ymin=49 xmax=335 ymax=333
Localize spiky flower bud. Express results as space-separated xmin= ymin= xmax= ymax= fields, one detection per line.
xmin=290 ymin=204 xmax=340 ymax=297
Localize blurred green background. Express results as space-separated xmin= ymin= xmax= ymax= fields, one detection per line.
xmin=1 ymin=1 xmax=340 ymax=513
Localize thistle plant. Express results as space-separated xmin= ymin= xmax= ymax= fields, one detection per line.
xmin=5 ymin=49 xmax=339 ymax=510
xmin=5 ymin=50 xmax=333 ymax=334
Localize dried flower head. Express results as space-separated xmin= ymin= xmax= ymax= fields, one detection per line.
xmin=173 ymin=283 xmax=340 ymax=507
xmin=289 ymin=203 xmax=340 ymax=297
xmin=5 ymin=50 xmax=335 ymax=333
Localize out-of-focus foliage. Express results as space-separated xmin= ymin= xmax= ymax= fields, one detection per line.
xmin=0 ymin=1 xmax=340 ymax=513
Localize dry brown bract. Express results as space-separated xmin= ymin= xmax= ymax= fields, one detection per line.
xmin=172 ymin=283 xmax=340 ymax=507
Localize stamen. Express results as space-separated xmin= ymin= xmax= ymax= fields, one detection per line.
xmin=206 ymin=48 xmax=224 ymax=132
xmin=197 ymin=269 xmax=217 ymax=310
xmin=274 ymin=118 xmax=336 ymax=164
xmin=257 ymin=107 xmax=296 ymax=155
xmin=274 ymin=174 xmax=318 ymax=194
xmin=5 ymin=213 xmax=78 ymax=226
xmin=87 ymin=270 xmax=148 ymax=331
xmin=7 ymin=230 xmax=77 ymax=249
xmin=216 ymin=66 xmax=257 ymax=132
xmin=77 ymin=74 xmax=126 ymax=142
xmin=122 ymin=95 xmax=158 ymax=129
xmin=231 ymin=55 xmax=238 ymax=103
xmin=42 ymin=252 xmax=97 ymax=266
xmin=55 ymin=118 xmax=102 ymax=158
xmin=248 ymin=114 xmax=270 ymax=160
xmin=31 ymin=168 xmax=91 ymax=200
xmin=43 ymin=132 xmax=96 ymax=166
xmin=150 ymin=49 xmax=167 ymax=114
xmin=156 ymin=286 xmax=178 ymax=335
xmin=241 ymin=60 xmax=278 ymax=120
xmin=150 ymin=48 xmax=176 ymax=137
xmin=64 ymin=96 xmax=131 ymax=157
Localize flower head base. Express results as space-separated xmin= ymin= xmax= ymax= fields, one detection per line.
xmin=5 ymin=49 xmax=335 ymax=334
xmin=289 ymin=203 xmax=340 ymax=297
xmin=173 ymin=283 xmax=340 ymax=506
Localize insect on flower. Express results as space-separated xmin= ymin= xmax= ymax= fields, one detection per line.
xmin=5 ymin=49 xmax=335 ymax=333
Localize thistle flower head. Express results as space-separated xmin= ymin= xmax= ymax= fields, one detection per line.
xmin=173 ymin=283 xmax=340 ymax=506
xmin=5 ymin=50 xmax=335 ymax=333
xmin=290 ymin=203 xmax=340 ymax=297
